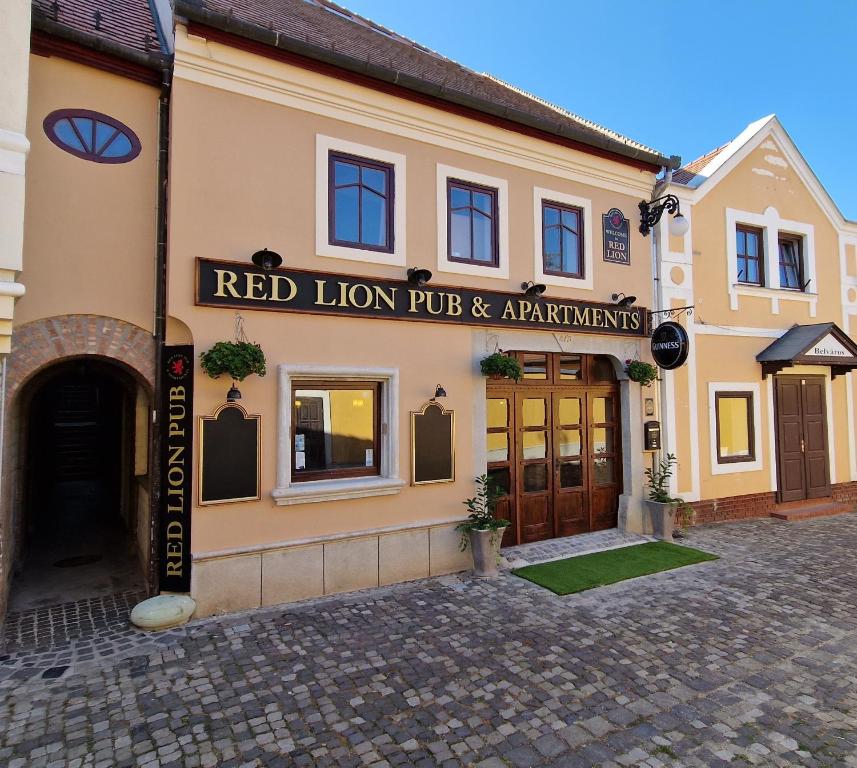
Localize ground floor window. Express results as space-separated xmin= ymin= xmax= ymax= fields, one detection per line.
xmin=292 ymin=381 xmax=381 ymax=481
xmin=715 ymin=391 xmax=755 ymax=463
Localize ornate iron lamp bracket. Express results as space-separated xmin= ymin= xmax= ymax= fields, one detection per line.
xmin=648 ymin=305 xmax=694 ymax=321
xmin=639 ymin=194 xmax=681 ymax=236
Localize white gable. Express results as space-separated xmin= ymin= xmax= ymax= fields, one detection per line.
xmin=804 ymin=334 xmax=852 ymax=358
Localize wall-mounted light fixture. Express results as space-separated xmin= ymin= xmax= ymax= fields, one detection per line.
xmin=251 ymin=248 xmax=283 ymax=270
xmin=521 ymin=281 xmax=547 ymax=298
xmin=407 ymin=267 xmax=433 ymax=286
xmin=227 ymin=383 xmax=242 ymax=402
xmin=431 ymin=384 xmax=447 ymax=400
xmin=638 ymin=194 xmax=689 ymax=237
xmin=611 ymin=292 xmax=637 ymax=307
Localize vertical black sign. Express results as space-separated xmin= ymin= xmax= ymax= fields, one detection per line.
xmin=603 ymin=208 xmax=631 ymax=264
xmin=159 ymin=345 xmax=193 ymax=592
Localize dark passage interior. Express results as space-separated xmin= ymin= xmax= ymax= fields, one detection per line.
xmin=9 ymin=360 xmax=145 ymax=612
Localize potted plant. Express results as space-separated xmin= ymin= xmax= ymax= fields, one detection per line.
xmin=457 ymin=475 xmax=510 ymax=577
xmin=480 ymin=352 xmax=523 ymax=381
xmin=200 ymin=340 xmax=267 ymax=401
xmin=642 ymin=453 xmax=693 ymax=541
xmin=625 ymin=359 xmax=659 ymax=387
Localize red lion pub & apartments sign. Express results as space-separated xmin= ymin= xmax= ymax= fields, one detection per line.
xmin=195 ymin=259 xmax=650 ymax=337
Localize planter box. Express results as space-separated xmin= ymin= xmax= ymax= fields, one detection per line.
xmin=641 ymin=500 xmax=677 ymax=541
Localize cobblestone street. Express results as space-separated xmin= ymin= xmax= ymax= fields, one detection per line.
xmin=3 ymin=515 xmax=857 ymax=767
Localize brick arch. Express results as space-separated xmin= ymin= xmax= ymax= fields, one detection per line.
xmin=7 ymin=315 xmax=155 ymax=401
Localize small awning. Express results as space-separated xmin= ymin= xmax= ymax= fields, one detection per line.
xmin=757 ymin=322 xmax=857 ymax=378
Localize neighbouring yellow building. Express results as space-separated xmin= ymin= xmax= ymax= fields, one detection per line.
xmin=654 ymin=115 xmax=857 ymax=522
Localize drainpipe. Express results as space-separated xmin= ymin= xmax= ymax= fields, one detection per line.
xmin=148 ymin=62 xmax=172 ymax=594
xmin=650 ymin=168 xmax=667 ymax=478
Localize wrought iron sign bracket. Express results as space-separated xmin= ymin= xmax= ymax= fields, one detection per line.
xmin=648 ymin=305 xmax=694 ymax=321
xmin=639 ymin=194 xmax=680 ymax=236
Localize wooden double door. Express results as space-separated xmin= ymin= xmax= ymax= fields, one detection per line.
xmin=487 ymin=353 xmax=621 ymax=545
xmin=774 ymin=375 xmax=831 ymax=502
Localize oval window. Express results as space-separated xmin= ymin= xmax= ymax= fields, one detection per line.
xmin=43 ymin=109 xmax=141 ymax=164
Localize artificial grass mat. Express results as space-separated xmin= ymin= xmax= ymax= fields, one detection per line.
xmin=512 ymin=541 xmax=718 ymax=595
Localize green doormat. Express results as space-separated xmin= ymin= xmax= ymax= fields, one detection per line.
xmin=512 ymin=541 xmax=718 ymax=595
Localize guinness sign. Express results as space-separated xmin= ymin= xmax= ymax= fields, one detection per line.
xmin=650 ymin=321 xmax=689 ymax=370
xmin=196 ymin=259 xmax=650 ymax=337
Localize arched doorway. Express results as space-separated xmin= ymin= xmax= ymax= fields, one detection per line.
xmin=9 ymin=358 xmax=148 ymax=611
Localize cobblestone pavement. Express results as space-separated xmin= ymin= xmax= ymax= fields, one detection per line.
xmin=4 ymin=515 xmax=857 ymax=767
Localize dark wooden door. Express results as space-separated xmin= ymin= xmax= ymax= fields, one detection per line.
xmin=588 ymin=389 xmax=621 ymax=531
xmin=486 ymin=393 xmax=516 ymax=547
xmin=552 ymin=393 xmax=588 ymax=536
xmin=516 ymin=392 xmax=553 ymax=543
xmin=775 ymin=376 xmax=830 ymax=502
xmin=801 ymin=378 xmax=831 ymax=499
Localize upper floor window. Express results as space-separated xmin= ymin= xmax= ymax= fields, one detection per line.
xmin=447 ymin=179 xmax=498 ymax=266
xmin=542 ymin=201 xmax=583 ymax=278
xmin=43 ymin=109 xmax=141 ymax=164
xmin=329 ymin=151 xmax=394 ymax=253
xmin=736 ymin=225 xmax=763 ymax=285
xmin=778 ymin=235 xmax=804 ymax=291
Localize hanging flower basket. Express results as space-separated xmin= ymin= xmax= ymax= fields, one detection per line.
xmin=625 ymin=359 xmax=658 ymax=387
xmin=200 ymin=341 xmax=267 ymax=382
xmin=480 ymin=352 xmax=523 ymax=382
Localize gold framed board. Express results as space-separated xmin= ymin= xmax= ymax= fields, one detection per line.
xmin=199 ymin=403 xmax=261 ymax=505
xmin=410 ymin=400 xmax=455 ymax=485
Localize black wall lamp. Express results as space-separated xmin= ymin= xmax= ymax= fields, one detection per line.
xmin=431 ymin=384 xmax=447 ymax=400
xmin=407 ymin=267 xmax=433 ymax=286
xmin=611 ymin=292 xmax=637 ymax=307
xmin=638 ymin=194 xmax=689 ymax=237
xmin=251 ymin=248 xmax=283 ymax=270
xmin=521 ymin=281 xmax=547 ymax=298
xmin=227 ymin=383 xmax=242 ymax=402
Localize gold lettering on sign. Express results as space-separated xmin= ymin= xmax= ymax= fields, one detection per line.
xmin=572 ymin=307 xmax=591 ymax=326
xmin=374 ymin=286 xmax=397 ymax=311
xmin=629 ymin=313 xmax=641 ymax=330
xmin=348 ymin=284 xmax=374 ymax=309
xmin=408 ymin=289 xmax=425 ymax=313
xmin=269 ymin=275 xmax=297 ymax=302
xmin=447 ymin=294 xmax=462 ymax=317
xmin=315 ymin=279 xmax=336 ymax=306
xmin=604 ymin=310 xmax=619 ymax=329
xmin=545 ymin=304 xmax=560 ymax=325
xmin=591 ymin=308 xmax=603 ymax=327
xmin=214 ymin=269 xmax=241 ymax=299
xmin=165 ymin=383 xmax=187 ymax=579
xmin=245 ymin=273 xmax=268 ymax=301
xmin=501 ymin=300 xmax=518 ymax=320
xmin=425 ymin=292 xmax=445 ymax=316
xmin=530 ymin=303 xmax=545 ymax=323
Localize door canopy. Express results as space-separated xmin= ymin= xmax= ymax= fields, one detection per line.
xmin=757 ymin=322 xmax=857 ymax=378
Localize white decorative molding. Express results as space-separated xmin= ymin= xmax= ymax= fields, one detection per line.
xmin=173 ymin=26 xmax=658 ymax=198
xmin=436 ymin=163 xmax=509 ymax=280
xmin=0 ymin=281 xmax=25 ymax=299
xmin=0 ymin=128 xmax=30 ymax=176
xmin=315 ymin=134 xmax=407 ymax=267
xmin=274 ymin=364 xmax=402 ymax=505
xmin=725 ymin=206 xmax=817 ymax=316
xmin=708 ymin=382 xmax=764 ymax=476
xmin=694 ymin=323 xmax=786 ymax=338
xmin=531 ymin=186 xmax=593 ymax=291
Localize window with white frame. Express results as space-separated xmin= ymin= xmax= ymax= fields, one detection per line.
xmin=708 ymin=382 xmax=763 ymax=475
xmin=533 ymin=187 xmax=594 ymax=290
xmin=436 ymin=164 xmax=509 ymax=279
xmin=274 ymin=365 xmax=403 ymax=505
xmin=316 ymin=135 xmax=407 ymax=267
xmin=725 ymin=207 xmax=816 ymax=314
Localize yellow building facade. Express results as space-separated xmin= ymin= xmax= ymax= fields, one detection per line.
xmin=655 ymin=116 xmax=857 ymax=522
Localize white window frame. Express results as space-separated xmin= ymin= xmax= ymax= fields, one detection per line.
xmin=436 ymin=163 xmax=509 ymax=280
xmin=708 ymin=382 xmax=763 ymax=475
xmin=725 ymin=206 xmax=816 ymax=315
xmin=274 ymin=364 xmax=404 ymax=505
xmin=532 ymin=187 xmax=594 ymax=291
xmin=315 ymin=135 xmax=407 ymax=267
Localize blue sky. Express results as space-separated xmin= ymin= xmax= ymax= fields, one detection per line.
xmin=343 ymin=0 xmax=857 ymax=219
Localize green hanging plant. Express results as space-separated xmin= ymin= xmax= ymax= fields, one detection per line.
xmin=200 ymin=341 xmax=267 ymax=382
xmin=480 ymin=352 xmax=523 ymax=381
xmin=625 ymin=359 xmax=658 ymax=387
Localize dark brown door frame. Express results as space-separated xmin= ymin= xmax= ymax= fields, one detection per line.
xmin=487 ymin=352 xmax=622 ymax=545
xmin=773 ymin=374 xmax=831 ymax=503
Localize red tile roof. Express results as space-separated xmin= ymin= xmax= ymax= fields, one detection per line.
xmin=32 ymin=0 xmax=165 ymax=56
xmin=175 ymin=0 xmax=674 ymax=169
xmin=671 ymin=143 xmax=729 ymax=185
